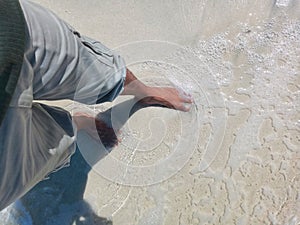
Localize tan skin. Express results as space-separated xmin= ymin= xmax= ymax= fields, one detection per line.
xmin=73 ymin=69 xmax=193 ymax=143
xmin=120 ymin=69 xmax=193 ymax=111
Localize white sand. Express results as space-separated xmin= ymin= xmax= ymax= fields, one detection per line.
xmin=1 ymin=0 xmax=299 ymax=224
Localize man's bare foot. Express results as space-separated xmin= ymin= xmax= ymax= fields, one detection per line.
xmin=121 ymin=69 xmax=193 ymax=111
xmin=138 ymin=86 xmax=193 ymax=112
xmin=73 ymin=113 xmax=119 ymax=148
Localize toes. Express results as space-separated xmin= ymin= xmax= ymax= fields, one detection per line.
xmin=184 ymin=96 xmax=193 ymax=103
xmin=183 ymin=104 xmax=192 ymax=112
xmin=178 ymin=90 xmax=193 ymax=103
xmin=176 ymin=102 xmax=192 ymax=112
xmin=180 ymin=95 xmax=193 ymax=104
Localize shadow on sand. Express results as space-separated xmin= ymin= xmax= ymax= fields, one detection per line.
xmin=12 ymin=99 xmax=154 ymax=225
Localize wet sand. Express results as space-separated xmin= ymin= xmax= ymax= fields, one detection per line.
xmin=1 ymin=0 xmax=299 ymax=224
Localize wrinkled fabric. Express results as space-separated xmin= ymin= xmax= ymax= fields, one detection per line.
xmin=0 ymin=0 xmax=126 ymax=210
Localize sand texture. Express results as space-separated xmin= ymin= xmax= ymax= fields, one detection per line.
xmin=0 ymin=0 xmax=299 ymax=224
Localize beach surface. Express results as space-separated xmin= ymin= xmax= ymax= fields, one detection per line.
xmin=1 ymin=0 xmax=299 ymax=224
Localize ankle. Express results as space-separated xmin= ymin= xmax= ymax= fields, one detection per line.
xmin=72 ymin=113 xmax=93 ymax=131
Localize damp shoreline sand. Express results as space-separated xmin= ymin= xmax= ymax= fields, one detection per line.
xmin=0 ymin=1 xmax=299 ymax=224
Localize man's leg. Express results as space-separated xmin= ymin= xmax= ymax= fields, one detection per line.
xmin=73 ymin=68 xmax=193 ymax=144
